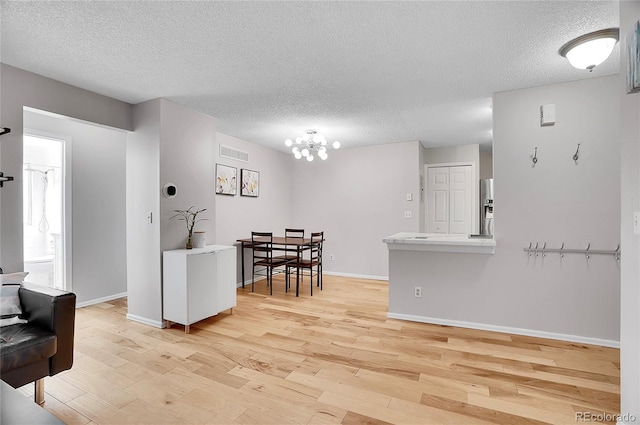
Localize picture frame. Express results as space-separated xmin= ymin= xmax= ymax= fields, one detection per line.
xmin=626 ymin=20 xmax=640 ymax=94
xmin=215 ymin=164 xmax=237 ymax=196
xmin=241 ymin=169 xmax=260 ymax=197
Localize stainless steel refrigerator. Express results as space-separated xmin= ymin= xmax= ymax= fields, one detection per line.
xmin=480 ymin=179 xmax=494 ymax=236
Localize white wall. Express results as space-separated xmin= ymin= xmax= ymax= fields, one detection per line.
xmin=160 ymin=99 xmax=217 ymax=251
xmin=388 ymin=75 xmax=621 ymax=344
xmin=619 ymin=1 xmax=640 ymax=422
xmin=0 ymin=64 xmax=132 ymax=274
xmin=23 ymin=110 xmax=127 ymax=305
xmin=126 ymin=99 xmax=162 ymax=326
xmin=126 ymin=98 xmax=217 ymax=326
xmin=291 ymin=141 xmax=421 ymax=279
xmin=214 ymin=132 xmax=292 ymax=285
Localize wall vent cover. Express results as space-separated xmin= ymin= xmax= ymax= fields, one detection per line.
xmin=219 ymin=145 xmax=249 ymax=162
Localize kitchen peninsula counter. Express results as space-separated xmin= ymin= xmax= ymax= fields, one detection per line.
xmin=383 ymin=232 xmax=496 ymax=254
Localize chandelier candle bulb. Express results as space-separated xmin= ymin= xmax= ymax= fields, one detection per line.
xmin=286 ymin=129 xmax=341 ymax=161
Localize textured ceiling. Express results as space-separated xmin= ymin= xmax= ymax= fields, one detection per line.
xmin=0 ymin=1 xmax=620 ymax=153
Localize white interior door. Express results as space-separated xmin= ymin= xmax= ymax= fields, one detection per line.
xmin=449 ymin=166 xmax=473 ymax=234
xmin=427 ymin=167 xmax=449 ymax=233
xmin=426 ymin=165 xmax=473 ymax=234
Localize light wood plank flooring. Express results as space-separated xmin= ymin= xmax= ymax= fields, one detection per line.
xmin=17 ymin=275 xmax=619 ymax=424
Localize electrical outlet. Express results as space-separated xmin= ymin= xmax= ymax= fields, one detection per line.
xmin=414 ymin=287 xmax=422 ymax=298
xmin=404 ymin=211 xmax=412 ymax=219
xmin=330 ymin=254 xmax=335 ymax=261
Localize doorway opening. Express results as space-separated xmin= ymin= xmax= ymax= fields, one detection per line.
xmin=23 ymin=132 xmax=71 ymax=290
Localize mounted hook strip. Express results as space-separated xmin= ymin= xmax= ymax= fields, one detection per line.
xmin=523 ymin=242 xmax=621 ymax=259
xmin=0 ymin=127 xmax=11 ymax=136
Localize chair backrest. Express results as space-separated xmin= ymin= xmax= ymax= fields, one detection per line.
xmin=310 ymin=231 xmax=324 ymax=262
xmin=285 ymin=228 xmax=305 ymax=239
xmin=252 ymin=231 xmax=273 ymax=262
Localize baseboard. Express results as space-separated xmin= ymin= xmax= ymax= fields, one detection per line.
xmin=323 ymin=271 xmax=388 ymax=281
xmin=125 ymin=313 xmax=164 ymax=329
xmin=387 ymin=312 xmax=620 ymax=348
xmin=236 ymin=276 xmax=267 ymax=288
xmin=76 ymin=292 xmax=127 ymax=308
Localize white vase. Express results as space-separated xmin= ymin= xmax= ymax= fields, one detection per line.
xmin=192 ymin=231 xmax=206 ymax=248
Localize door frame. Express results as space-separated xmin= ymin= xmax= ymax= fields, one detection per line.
xmin=23 ymin=128 xmax=73 ymax=292
xmin=424 ymin=162 xmax=477 ymax=235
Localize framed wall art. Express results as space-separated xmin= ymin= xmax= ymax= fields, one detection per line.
xmin=627 ymin=20 xmax=640 ymax=94
xmin=215 ymin=164 xmax=237 ymax=195
xmin=241 ymin=169 xmax=260 ymax=197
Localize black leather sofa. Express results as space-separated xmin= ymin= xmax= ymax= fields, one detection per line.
xmin=0 ymin=282 xmax=76 ymax=404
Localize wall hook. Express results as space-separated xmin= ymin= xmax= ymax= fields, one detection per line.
xmin=534 ymin=242 xmax=539 ymax=256
xmin=614 ymin=244 xmax=621 ymax=260
xmin=560 ymin=242 xmax=565 ymax=258
xmin=527 ymin=241 xmax=533 ymax=256
xmin=542 ymin=242 xmax=547 ymax=257
xmin=532 ymin=147 xmax=538 ymax=167
xmin=573 ymin=143 xmax=581 ymax=165
xmin=585 ymin=243 xmax=591 ymax=259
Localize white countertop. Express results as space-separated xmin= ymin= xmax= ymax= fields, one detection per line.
xmin=383 ymin=232 xmax=496 ymax=254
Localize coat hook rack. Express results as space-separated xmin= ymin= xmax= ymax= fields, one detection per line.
xmin=573 ymin=143 xmax=581 ymax=165
xmin=0 ymin=127 xmax=15 ymax=188
xmin=532 ymin=147 xmax=538 ymax=167
xmin=524 ymin=241 xmax=620 ymax=260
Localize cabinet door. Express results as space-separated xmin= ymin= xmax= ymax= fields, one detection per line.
xmin=215 ymin=248 xmax=237 ymax=312
xmin=187 ymin=252 xmax=216 ymax=324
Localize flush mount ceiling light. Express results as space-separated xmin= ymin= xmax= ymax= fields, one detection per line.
xmin=559 ymin=28 xmax=619 ymax=71
xmin=284 ymin=130 xmax=340 ymax=161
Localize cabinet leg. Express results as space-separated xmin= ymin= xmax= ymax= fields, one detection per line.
xmin=185 ymin=324 xmax=190 ymax=334
xmin=230 ymin=307 xmax=233 ymax=315
xmin=165 ymin=320 xmax=172 ymax=329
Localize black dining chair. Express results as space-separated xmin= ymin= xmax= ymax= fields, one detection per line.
xmin=274 ymin=228 xmax=305 ymax=262
xmin=286 ymin=231 xmax=323 ymax=296
xmin=251 ymin=232 xmax=291 ymax=295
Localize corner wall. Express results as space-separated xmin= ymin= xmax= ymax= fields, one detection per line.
xmin=126 ymin=98 xmax=217 ymax=326
xmin=0 ymin=64 xmax=132 ymax=273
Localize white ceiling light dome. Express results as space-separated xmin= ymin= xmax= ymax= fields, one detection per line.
xmin=559 ymin=28 xmax=619 ymax=71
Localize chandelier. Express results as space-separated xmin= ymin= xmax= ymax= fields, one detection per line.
xmin=285 ymin=130 xmax=340 ymax=161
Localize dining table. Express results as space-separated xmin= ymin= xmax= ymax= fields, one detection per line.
xmin=236 ymin=236 xmax=314 ymax=297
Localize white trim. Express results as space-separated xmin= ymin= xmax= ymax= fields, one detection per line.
xmin=387 ymin=312 xmax=620 ymax=348
xmin=323 ymin=271 xmax=388 ymax=281
xmin=125 ymin=313 xmax=164 ymax=329
xmin=76 ymin=292 xmax=127 ymax=308
xmin=236 ymin=276 xmax=267 ymax=288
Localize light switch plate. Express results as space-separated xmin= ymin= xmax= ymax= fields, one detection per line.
xmin=634 ymin=212 xmax=640 ymax=235
xmin=406 ymin=193 xmax=413 ymax=201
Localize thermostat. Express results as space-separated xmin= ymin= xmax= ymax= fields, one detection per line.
xmin=163 ymin=183 xmax=177 ymax=199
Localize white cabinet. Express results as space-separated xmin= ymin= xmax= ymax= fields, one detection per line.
xmin=162 ymin=245 xmax=236 ymax=333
